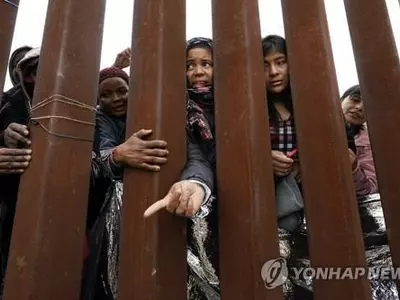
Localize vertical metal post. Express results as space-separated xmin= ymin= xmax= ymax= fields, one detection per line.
xmin=212 ymin=0 xmax=283 ymax=298
xmin=281 ymin=0 xmax=372 ymax=298
xmin=3 ymin=0 xmax=105 ymax=299
xmin=118 ymin=0 xmax=187 ymax=299
xmin=344 ymin=0 xmax=400 ymax=291
xmin=0 ymin=0 xmax=20 ymax=92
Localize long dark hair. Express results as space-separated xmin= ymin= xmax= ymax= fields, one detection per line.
xmin=341 ymin=84 xmax=364 ymax=136
xmin=262 ymin=35 xmax=293 ymax=123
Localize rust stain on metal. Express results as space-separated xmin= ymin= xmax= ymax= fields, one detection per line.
xmin=16 ymin=256 xmax=27 ymax=271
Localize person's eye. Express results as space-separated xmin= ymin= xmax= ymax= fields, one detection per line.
xmin=186 ymin=63 xmax=195 ymax=70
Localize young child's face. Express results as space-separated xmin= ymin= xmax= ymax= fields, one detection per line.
xmin=186 ymin=47 xmax=213 ymax=89
xmin=263 ymin=51 xmax=289 ymax=94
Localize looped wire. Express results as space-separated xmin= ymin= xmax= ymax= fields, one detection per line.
xmin=3 ymin=0 xmax=18 ymax=8
xmin=29 ymin=94 xmax=96 ymax=143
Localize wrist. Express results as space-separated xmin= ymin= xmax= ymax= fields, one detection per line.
xmin=188 ymin=180 xmax=211 ymax=204
xmin=112 ymin=146 xmax=125 ymax=166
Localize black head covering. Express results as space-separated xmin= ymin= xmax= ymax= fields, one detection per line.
xmin=9 ymin=46 xmax=33 ymax=86
xmin=186 ymin=37 xmax=213 ymax=54
xmin=186 ymin=37 xmax=214 ymax=91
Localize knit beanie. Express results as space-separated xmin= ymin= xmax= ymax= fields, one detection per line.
xmin=99 ymin=67 xmax=129 ymax=85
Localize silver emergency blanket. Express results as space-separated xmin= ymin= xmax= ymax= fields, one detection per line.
xmin=101 ymin=181 xmax=123 ymax=299
xmin=284 ymin=193 xmax=398 ymax=300
xmin=186 ymin=193 xmax=399 ymax=299
xmin=187 ymin=198 xmax=220 ymax=300
xmin=93 ymin=181 xmax=222 ymax=300
xmin=81 ymin=180 xmax=123 ymax=300
xmin=88 ymin=184 xmax=398 ymax=300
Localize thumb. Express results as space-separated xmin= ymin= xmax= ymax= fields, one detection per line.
xmin=134 ymin=129 xmax=152 ymax=139
xmin=143 ymin=189 xmax=175 ymax=218
xmin=278 ymin=152 xmax=294 ymax=163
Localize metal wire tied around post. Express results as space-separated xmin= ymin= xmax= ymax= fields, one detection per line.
xmin=29 ymin=94 xmax=96 ymax=142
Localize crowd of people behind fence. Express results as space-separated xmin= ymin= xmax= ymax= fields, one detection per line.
xmin=0 ymin=35 xmax=392 ymax=300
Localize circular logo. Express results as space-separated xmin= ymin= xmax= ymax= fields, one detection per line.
xmin=261 ymin=258 xmax=288 ymax=289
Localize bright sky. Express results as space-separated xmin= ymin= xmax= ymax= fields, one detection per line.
xmin=5 ymin=0 xmax=400 ymax=95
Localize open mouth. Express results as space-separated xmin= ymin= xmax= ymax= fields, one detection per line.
xmin=193 ymin=81 xmax=207 ymax=88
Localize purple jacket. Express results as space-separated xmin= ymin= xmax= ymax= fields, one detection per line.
xmin=353 ymin=125 xmax=378 ymax=197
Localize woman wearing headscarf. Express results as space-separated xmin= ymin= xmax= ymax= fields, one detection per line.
xmin=85 ymin=41 xmax=218 ymax=300
xmin=144 ymin=37 xmax=218 ymax=299
xmin=144 ymin=37 xmax=215 ymax=222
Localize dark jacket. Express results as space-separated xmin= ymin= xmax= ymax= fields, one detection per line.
xmin=93 ymin=110 xmax=126 ymax=153
xmin=182 ymin=89 xmax=220 ymax=299
xmin=0 ymin=82 xmax=31 ymax=212
xmin=0 ymin=84 xmax=32 ymax=280
xmin=0 ymin=47 xmax=40 ymax=136
xmin=0 ymin=48 xmax=40 ymax=285
xmin=0 ymin=91 xmax=110 ymax=212
xmin=0 ymin=85 xmax=30 ymax=145
xmin=0 ymin=48 xmax=41 ymax=224
xmin=93 ymin=109 xmax=126 ymax=180
xmin=180 ymin=89 xmax=216 ymax=194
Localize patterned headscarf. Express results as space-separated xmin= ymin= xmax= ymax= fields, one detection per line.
xmin=185 ymin=37 xmax=214 ymax=141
